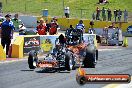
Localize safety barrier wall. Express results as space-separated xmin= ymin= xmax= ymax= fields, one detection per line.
xmin=11 ymin=34 xmax=97 ymax=58
xmin=18 ymin=15 xmax=131 ymax=32
xmin=0 ymin=44 xmax=6 ymax=61
xmin=37 ymin=17 xmax=132 ymax=32
xmin=11 ymin=36 xmax=24 ymax=58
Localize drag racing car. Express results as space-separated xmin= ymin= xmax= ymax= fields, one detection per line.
xmin=28 ymin=41 xmax=75 ymax=72
xmin=28 ymin=28 xmax=98 ymax=72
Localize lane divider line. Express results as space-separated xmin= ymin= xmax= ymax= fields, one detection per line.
xmin=0 ymin=59 xmax=27 ymax=64
xmin=103 ymin=77 xmax=132 ymax=88
xmin=99 ymin=49 xmax=122 ymax=51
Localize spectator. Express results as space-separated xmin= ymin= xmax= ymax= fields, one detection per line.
xmin=99 ymin=0 xmax=103 ymax=3
xmin=96 ymin=7 xmax=101 ymax=20
xmin=124 ymin=9 xmax=128 ymax=22
xmin=98 ymin=0 xmax=109 ymax=4
xmin=12 ymin=14 xmax=22 ymax=31
xmin=49 ymin=20 xmax=58 ymax=35
xmin=114 ymin=9 xmax=118 ymax=22
xmin=103 ymin=0 xmax=109 ymax=3
xmin=0 ymin=14 xmax=15 ymax=57
xmin=90 ymin=20 xmax=94 ymax=29
xmin=92 ymin=12 xmax=95 ymax=20
xmin=45 ymin=20 xmax=50 ymax=32
xmin=36 ymin=18 xmax=47 ymax=35
xmin=76 ymin=20 xmax=85 ymax=33
xmin=102 ymin=7 xmax=106 ymax=21
xmin=107 ymin=8 xmax=112 ymax=21
xmin=118 ymin=9 xmax=122 ymax=22
xmin=53 ymin=19 xmax=59 ymax=34
xmin=64 ymin=7 xmax=70 ymax=18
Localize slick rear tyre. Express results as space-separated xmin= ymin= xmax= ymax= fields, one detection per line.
xmin=83 ymin=46 xmax=95 ymax=68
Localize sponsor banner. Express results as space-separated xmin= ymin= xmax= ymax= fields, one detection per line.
xmin=76 ymin=68 xmax=131 ymax=85
xmin=23 ymin=36 xmax=40 ymax=54
xmin=76 ymin=74 xmax=130 ymax=85
xmin=40 ymin=36 xmax=59 ymax=54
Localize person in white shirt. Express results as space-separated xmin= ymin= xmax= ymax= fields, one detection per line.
xmin=64 ymin=7 xmax=70 ymax=18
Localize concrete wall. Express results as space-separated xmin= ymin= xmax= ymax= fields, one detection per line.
xmin=37 ymin=17 xmax=132 ymax=32
xmin=11 ymin=36 xmax=24 ymax=58
xmin=19 ymin=15 xmax=131 ymax=32
xmin=0 ymin=44 xmax=6 ymax=61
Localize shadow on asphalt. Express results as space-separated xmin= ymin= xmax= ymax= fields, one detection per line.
xmin=20 ymin=69 xmax=34 ymax=71
xmin=58 ymin=71 xmax=70 ymax=73
xmin=35 ymin=70 xmax=70 ymax=73
xmin=36 ymin=70 xmax=56 ymax=73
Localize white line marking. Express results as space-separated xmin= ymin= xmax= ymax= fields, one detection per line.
xmin=0 ymin=59 xmax=27 ymax=64
xmin=103 ymin=77 xmax=132 ymax=88
xmin=98 ymin=49 xmax=122 ymax=51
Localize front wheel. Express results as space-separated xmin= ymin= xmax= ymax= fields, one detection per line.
xmin=28 ymin=51 xmax=38 ymax=69
xmin=28 ymin=55 xmax=35 ymax=69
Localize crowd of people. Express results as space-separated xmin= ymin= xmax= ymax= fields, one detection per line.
xmin=92 ymin=7 xmax=128 ymax=22
xmin=36 ymin=17 xmax=59 ymax=35
xmin=0 ymin=14 xmax=59 ymax=57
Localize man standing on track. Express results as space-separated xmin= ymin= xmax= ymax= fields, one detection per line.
xmin=0 ymin=14 xmax=15 ymax=57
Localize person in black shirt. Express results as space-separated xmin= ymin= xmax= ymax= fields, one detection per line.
xmin=107 ymin=8 xmax=112 ymax=21
xmin=114 ymin=9 xmax=118 ymax=22
xmin=118 ymin=9 xmax=122 ymax=22
xmin=45 ymin=20 xmax=50 ymax=32
xmin=96 ymin=7 xmax=101 ymax=20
